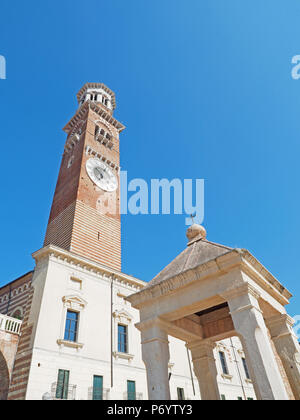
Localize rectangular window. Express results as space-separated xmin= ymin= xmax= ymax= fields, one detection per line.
xmin=118 ymin=324 xmax=128 ymax=353
xmin=219 ymin=351 xmax=229 ymax=375
xmin=56 ymin=369 xmax=69 ymax=400
xmin=127 ymin=380 xmax=136 ymax=400
xmin=92 ymin=375 xmax=103 ymax=400
xmin=177 ymin=387 xmax=185 ymax=400
xmin=242 ymin=358 xmax=251 ymax=380
xmin=64 ymin=310 xmax=79 ymax=342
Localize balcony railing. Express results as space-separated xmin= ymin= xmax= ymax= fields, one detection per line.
xmin=123 ymin=392 xmax=143 ymax=400
xmin=51 ymin=382 xmax=77 ymax=400
xmin=0 ymin=313 xmax=22 ymax=335
xmin=88 ymin=387 xmax=110 ymax=400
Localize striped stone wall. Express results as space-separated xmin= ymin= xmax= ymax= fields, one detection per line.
xmin=71 ymin=200 xmax=121 ymax=270
xmin=0 ymin=272 xmax=33 ymax=319
xmin=7 ymin=285 xmax=34 ymax=400
xmin=44 ymin=201 xmax=76 ymax=250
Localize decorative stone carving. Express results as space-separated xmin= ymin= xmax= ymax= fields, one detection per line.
xmin=113 ymin=309 xmax=132 ymax=325
xmin=62 ymin=295 xmax=87 ymax=311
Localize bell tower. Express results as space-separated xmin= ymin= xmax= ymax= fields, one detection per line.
xmin=44 ymin=83 xmax=124 ymax=271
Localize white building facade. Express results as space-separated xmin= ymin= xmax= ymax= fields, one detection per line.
xmin=5 ymin=244 xmax=255 ymax=400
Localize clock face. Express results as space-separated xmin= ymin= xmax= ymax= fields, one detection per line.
xmin=86 ymin=158 xmax=118 ymax=192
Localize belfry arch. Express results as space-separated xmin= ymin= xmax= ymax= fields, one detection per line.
xmin=127 ymin=224 xmax=300 ymax=400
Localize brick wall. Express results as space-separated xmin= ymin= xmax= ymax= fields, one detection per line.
xmin=44 ymin=106 xmax=122 ymax=270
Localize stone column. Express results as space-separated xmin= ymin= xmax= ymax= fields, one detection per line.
xmin=224 ymin=284 xmax=289 ymax=400
xmin=140 ymin=321 xmax=171 ymax=400
xmin=187 ymin=340 xmax=220 ymax=400
xmin=266 ymin=314 xmax=300 ymax=400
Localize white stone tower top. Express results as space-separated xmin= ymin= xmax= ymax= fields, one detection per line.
xmin=76 ymin=82 xmax=116 ymax=111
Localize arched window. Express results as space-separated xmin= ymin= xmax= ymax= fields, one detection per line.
xmin=12 ymin=309 xmax=23 ymax=320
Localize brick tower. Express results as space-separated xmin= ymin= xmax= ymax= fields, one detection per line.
xmin=44 ymin=83 xmax=124 ymax=270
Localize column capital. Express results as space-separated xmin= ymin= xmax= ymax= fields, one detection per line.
xmin=187 ymin=339 xmax=217 ymax=364
xmin=136 ymin=317 xmax=170 ymax=347
xmin=186 ymin=338 xmax=216 ymax=353
xmin=141 ymin=336 xmax=169 ymax=345
xmin=135 ymin=317 xmax=167 ymax=333
xmin=266 ymin=313 xmax=295 ymax=329
xmin=221 ymin=283 xmax=261 ymax=302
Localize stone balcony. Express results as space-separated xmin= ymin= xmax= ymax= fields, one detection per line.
xmin=123 ymin=391 xmax=143 ymax=400
xmin=0 ymin=313 xmax=22 ymax=336
xmin=51 ymin=382 xmax=77 ymax=400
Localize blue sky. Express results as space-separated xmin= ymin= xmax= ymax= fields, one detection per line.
xmin=0 ymin=0 xmax=300 ymax=315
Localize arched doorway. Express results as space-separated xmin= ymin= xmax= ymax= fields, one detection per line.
xmin=0 ymin=351 xmax=9 ymax=400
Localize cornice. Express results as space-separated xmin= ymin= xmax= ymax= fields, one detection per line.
xmin=126 ymin=248 xmax=292 ymax=309
xmin=63 ymin=103 xmax=89 ymax=134
xmin=126 ymin=251 xmax=238 ymax=309
xmin=63 ymin=101 xmax=125 ymax=134
xmin=241 ymin=250 xmax=292 ymax=299
xmin=32 ymin=244 xmax=145 ymax=291
xmin=220 ymin=283 xmax=261 ymax=302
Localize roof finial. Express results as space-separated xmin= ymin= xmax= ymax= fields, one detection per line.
xmin=190 ymin=211 xmax=196 ymax=225
xmin=186 ymin=223 xmax=207 ymax=244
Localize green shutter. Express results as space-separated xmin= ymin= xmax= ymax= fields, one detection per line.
xmin=56 ymin=369 xmax=69 ymax=400
xmin=63 ymin=370 xmax=69 ymax=400
xmin=93 ymin=376 xmax=103 ymax=400
xmin=177 ymin=388 xmax=185 ymax=400
xmin=127 ymin=381 xmax=136 ymax=400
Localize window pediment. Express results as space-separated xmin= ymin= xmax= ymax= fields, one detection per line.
xmin=113 ymin=309 xmax=132 ymax=324
xmin=62 ymin=295 xmax=87 ymax=311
